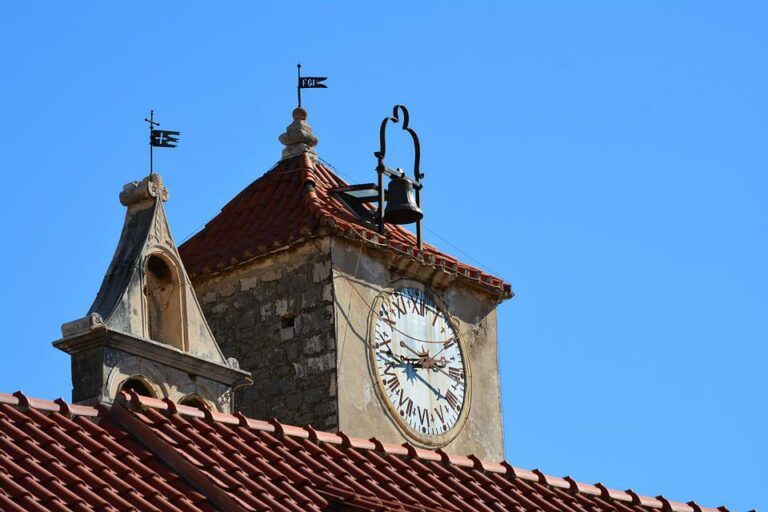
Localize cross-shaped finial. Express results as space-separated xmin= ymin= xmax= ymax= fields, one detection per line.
xmin=144 ymin=109 xmax=160 ymax=129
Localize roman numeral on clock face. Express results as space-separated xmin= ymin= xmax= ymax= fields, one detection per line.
xmin=379 ymin=303 xmax=397 ymax=327
xmin=408 ymin=296 xmax=426 ymax=316
xmin=397 ymin=390 xmax=414 ymax=417
xmin=375 ymin=336 xmax=392 ymax=349
xmin=393 ymin=295 xmax=408 ymax=316
xmin=445 ymin=390 xmax=459 ymax=410
xmin=448 ymin=367 xmax=463 ymax=383
xmin=418 ymin=406 xmax=430 ymax=428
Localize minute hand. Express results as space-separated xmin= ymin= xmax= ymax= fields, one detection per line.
xmin=399 ymin=340 xmax=423 ymax=357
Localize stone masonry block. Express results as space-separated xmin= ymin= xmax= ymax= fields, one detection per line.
xmin=218 ymin=281 xmax=238 ymax=297
xmin=303 ymin=335 xmax=324 ymax=356
xmin=240 ymin=276 xmax=260 ymax=291
xmin=293 ymin=352 xmax=335 ymax=378
xmin=312 ymin=260 xmax=331 ymax=283
xmin=260 ymin=268 xmax=282 ymax=282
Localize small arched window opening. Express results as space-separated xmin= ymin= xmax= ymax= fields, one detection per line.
xmin=179 ymin=395 xmax=209 ymax=410
xmin=120 ymin=378 xmax=155 ymax=397
xmin=144 ymin=254 xmax=184 ymax=350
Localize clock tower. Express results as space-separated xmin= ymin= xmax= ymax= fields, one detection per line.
xmin=179 ymin=107 xmax=512 ymax=460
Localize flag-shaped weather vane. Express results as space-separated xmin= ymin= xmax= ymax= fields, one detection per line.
xmin=297 ymin=63 xmax=327 ymax=108
xmin=144 ymin=110 xmax=180 ymax=175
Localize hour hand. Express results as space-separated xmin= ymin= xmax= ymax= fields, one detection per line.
xmin=398 ymin=355 xmax=423 ymax=366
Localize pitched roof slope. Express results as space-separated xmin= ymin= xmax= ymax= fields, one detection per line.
xmin=0 ymin=392 xmax=213 ymax=512
xmin=0 ymin=391 xmax=737 ymax=512
xmin=179 ymin=153 xmax=511 ymax=298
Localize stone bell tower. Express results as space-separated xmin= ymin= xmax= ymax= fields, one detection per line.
xmin=179 ymin=108 xmax=512 ymax=460
xmin=54 ymin=174 xmax=249 ymax=412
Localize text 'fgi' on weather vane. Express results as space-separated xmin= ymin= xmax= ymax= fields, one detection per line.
xmin=296 ymin=63 xmax=327 ymax=108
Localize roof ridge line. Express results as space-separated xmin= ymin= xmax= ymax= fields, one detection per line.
xmin=0 ymin=390 xmax=101 ymax=418
xmin=115 ymin=391 xmax=726 ymax=512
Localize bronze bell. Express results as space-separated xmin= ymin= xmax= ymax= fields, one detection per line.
xmin=384 ymin=175 xmax=423 ymax=225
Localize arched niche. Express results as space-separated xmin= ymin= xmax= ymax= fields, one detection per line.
xmin=179 ymin=394 xmax=210 ymax=410
xmin=144 ymin=253 xmax=185 ymax=350
xmin=119 ymin=376 xmax=156 ymax=398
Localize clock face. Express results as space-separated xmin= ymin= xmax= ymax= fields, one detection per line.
xmin=370 ymin=286 xmax=468 ymax=442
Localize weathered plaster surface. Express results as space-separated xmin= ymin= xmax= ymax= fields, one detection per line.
xmin=331 ymin=238 xmax=504 ymax=461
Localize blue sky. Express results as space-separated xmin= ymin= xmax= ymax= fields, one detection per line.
xmin=0 ymin=2 xmax=765 ymax=510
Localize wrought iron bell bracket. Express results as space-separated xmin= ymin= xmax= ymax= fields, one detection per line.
xmin=374 ymin=105 xmax=424 ymax=249
xmin=331 ymin=105 xmax=424 ymax=250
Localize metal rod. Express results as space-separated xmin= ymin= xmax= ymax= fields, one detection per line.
xmin=416 ymin=220 xmax=422 ymax=250
xmin=144 ymin=109 xmax=160 ymax=176
xmin=377 ymin=161 xmax=385 ymax=234
xmin=149 ymin=109 xmax=154 ymax=175
xmin=149 ymin=110 xmax=153 ymax=175
xmin=297 ymin=63 xmax=302 ymax=108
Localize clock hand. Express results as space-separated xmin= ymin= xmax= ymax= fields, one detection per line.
xmin=399 ymin=341 xmax=447 ymax=370
xmin=376 ymin=352 xmax=409 ymax=369
xmin=399 ymin=340 xmax=424 ymax=357
xmin=430 ymin=338 xmax=456 ymax=359
xmin=432 ymin=365 xmax=456 ymax=382
xmin=412 ymin=371 xmax=442 ymax=399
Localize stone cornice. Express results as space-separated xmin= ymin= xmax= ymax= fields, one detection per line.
xmin=53 ymin=327 xmax=250 ymax=386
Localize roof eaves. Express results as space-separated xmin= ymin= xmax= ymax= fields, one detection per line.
xmin=332 ymin=225 xmax=513 ymax=299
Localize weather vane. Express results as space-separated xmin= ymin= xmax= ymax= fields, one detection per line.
xmin=296 ymin=63 xmax=327 ymax=108
xmin=143 ymin=110 xmax=180 ymax=175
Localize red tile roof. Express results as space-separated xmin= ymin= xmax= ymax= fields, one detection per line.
xmin=179 ymin=154 xmax=512 ymax=298
xmin=0 ymin=390 xmax=735 ymax=512
xmin=0 ymin=392 xmax=214 ymax=512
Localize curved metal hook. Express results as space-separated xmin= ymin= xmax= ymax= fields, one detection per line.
xmin=375 ymin=104 xmax=422 ymax=181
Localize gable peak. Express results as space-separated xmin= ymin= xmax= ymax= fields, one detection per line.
xmin=54 ymin=173 xmax=248 ymax=410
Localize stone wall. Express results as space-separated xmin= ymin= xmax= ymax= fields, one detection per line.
xmin=189 ymin=239 xmax=338 ymax=430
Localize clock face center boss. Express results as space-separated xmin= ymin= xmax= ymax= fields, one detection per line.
xmin=369 ymin=284 xmax=470 ymax=445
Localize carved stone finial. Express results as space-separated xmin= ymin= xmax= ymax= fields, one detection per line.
xmin=119 ymin=174 xmax=169 ymax=207
xmin=278 ymin=107 xmax=318 ymax=159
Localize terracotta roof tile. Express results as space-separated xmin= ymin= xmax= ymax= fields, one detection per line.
xmin=0 ymin=391 xmax=738 ymax=512
xmin=179 ymin=154 xmax=512 ymax=298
